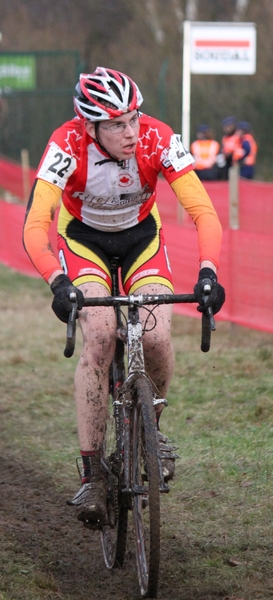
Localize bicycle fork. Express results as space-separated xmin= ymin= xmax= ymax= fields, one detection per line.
xmin=117 ymin=305 xmax=169 ymax=495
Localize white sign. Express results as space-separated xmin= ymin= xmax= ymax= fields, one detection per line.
xmin=190 ymin=22 xmax=256 ymax=75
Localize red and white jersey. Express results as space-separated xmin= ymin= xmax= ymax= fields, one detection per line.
xmin=37 ymin=113 xmax=195 ymax=232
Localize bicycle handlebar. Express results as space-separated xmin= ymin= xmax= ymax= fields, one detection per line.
xmin=83 ymin=292 xmax=196 ymax=307
xmin=63 ymin=291 xmax=215 ymax=358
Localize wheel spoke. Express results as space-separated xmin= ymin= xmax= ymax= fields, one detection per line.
xmin=131 ymin=377 xmax=160 ymax=597
xmin=101 ymin=402 xmax=128 ymax=569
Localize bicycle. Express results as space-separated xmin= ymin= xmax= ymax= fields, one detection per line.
xmin=64 ymin=257 xmax=215 ymax=598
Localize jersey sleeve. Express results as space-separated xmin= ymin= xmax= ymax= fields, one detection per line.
xmin=171 ymin=171 xmax=222 ymax=269
xmin=23 ymin=179 xmax=62 ymax=282
xmin=36 ymin=141 xmax=77 ymax=189
xmin=137 ymin=115 xmax=195 ymax=183
xmin=35 ymin=119 xmax=81 ymax=189
xmin=160 ymin=133 xmax=195 ymax=183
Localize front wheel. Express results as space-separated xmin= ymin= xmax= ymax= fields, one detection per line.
xmin=131 ymin=377 xmax=160 ymax=598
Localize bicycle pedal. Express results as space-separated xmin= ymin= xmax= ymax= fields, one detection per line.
xmin=142 ymin=497 xmax=148 ymax=509
xmin=160 ymin=453 xmax=180 ymax=461
xmin=160 ymin=482 xmax=170 ymax=493
xmin=153 ymin=398 xmax=168 ymax=407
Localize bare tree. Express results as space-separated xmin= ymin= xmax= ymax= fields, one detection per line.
xmin=171 ymin=0 xmax=184 ymax=26
xmin=234 ymin=0 xmax=249 ymax=20
xmin=145 ymin=0 xmax=165 ymax=44
xmin=185 ymin=0 xmax=198 ymax=20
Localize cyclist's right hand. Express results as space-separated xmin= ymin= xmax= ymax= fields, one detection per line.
xmin=50 ymin=274 xmax=84 ymax=323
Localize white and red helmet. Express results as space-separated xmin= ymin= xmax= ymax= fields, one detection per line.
xmin=73 ymin=66 xmax=143 ymax=121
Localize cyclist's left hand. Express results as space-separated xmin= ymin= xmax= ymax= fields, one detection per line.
xmin=194 ymin=267 xmax=225 ymax=315
xmin=50 ymin=274 xmax=84 ymax=323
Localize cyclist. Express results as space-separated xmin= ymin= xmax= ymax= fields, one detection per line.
xmin=23 ymin=66 xmax=225 ymax=528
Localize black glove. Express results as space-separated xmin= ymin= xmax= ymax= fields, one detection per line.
xmin=194 ymin=267 xmax=225 ymax=315
xmin=50 ymin=274 xmax=84 ymax=323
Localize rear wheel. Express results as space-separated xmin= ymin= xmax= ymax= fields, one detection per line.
xmin=101 ymin=403 xmax=128 ymax=569
xmin=131 ymin=377 xmax=160 ymax=598
xmin=101 ymin=483 xmax=128 ymax=568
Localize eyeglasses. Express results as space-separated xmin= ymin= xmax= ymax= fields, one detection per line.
xmin=99 ymin=114 xmax=139 ymax=135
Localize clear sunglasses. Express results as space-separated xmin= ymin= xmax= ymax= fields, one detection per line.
xmin=99 ymin=114 xmax=139 ymax=135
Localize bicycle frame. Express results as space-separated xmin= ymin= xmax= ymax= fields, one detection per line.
xmin=109 ymin=258 xmax=167 ymax=495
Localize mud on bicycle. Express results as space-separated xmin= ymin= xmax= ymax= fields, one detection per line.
xmin=64 ymin=257 xmax=215 ymax=599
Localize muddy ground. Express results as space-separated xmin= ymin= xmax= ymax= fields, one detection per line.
xmin=0 ymin=453 xmax=185 ymax=600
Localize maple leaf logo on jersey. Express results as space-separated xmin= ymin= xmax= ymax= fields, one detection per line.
xmin=64 ymin=130 xmax=82 ymax=159
xmin=138 ymin=127 xmax=164 ymax=159
xmin=118 ymin=173 xmax=134 ymax=187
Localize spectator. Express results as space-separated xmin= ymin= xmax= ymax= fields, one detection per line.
xmin=190 ymin=125 xmax=220 ymax=181
xmin=219 ymin=116 xmax=239 ymax=180
xmin=233 ymin=121 xmax=257 ymax=179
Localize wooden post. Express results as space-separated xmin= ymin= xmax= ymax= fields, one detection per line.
xmin=229 ymin=163 xmax=239 ymax=229
xmin=21 ymin=149 xmax=30 ymax=203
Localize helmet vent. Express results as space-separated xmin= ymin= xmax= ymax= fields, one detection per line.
xmin=108 ymin=80 xmax=123 ymax=103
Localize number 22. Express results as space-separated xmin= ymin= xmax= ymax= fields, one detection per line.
xmin=48 ymin=152 xmax=72 ymax=178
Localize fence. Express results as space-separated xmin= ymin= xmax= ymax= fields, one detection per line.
xmin=0 ymin=154 xmax=36 ymax=201
xmin=0 ymin=51 xmax=81 ymax=167
xmin=1 ymin=155 xmax=273 ymax=333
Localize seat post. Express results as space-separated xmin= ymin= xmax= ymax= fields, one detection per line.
xmin=110 ymin=257 xmax=121 ymax=297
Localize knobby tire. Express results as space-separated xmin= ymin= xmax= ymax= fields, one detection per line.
xmin=131 ymin=376 xmax=160 ymax=598
xmin=101 ymin=404 xmax=128 ymax=569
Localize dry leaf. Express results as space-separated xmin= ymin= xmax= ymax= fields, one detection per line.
xmin=227 ymin=558 xmax=242 ymax=567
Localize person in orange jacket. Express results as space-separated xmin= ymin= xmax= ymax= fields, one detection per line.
xmin=233 ymin=121 xmax=257 ymax=179
xmin=190 ymin=124 xmax=220 ymax=181
xmin=219 ymin=116 xmax=240 ymax=180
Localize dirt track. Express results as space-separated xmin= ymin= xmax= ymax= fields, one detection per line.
xmin=1 ymin=454 xmax=140 ymax=599
xmin=0 ymin=453 xmax=182 ymax=600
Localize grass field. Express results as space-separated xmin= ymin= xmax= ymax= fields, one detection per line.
xmin=0 ymin=263 xmax=273 ymax=600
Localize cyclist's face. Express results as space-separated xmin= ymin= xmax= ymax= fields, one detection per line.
xmin=85 ymin=110 xmax=140 ymax=160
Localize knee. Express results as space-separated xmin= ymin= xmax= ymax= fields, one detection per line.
xmin=82 ymin=326 xmax=116 ymax=368
xmin=144 ymin=332 xmax=173 ymax=363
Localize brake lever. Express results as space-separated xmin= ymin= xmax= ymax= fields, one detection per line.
xmin=64 ymin=291 xmax=78 ymax=358
xmin=202 ymin=281 xmax=216 ymax=331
